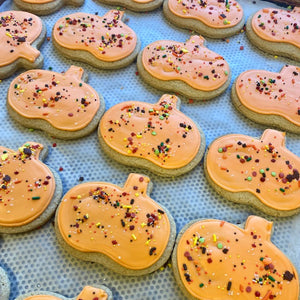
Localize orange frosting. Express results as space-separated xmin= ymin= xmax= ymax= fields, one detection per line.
xmin=142 ymin=35 xmax=230 ymax=91
xmin=53 ymin=11 xmax=137 ymax=62
xmin=168 ymin=0 xmax=243 ymax=28
xmin=8 ymin=66 xmax=100 ymax=131
xmin=99 ymin=94 xmax=201 ymax=169
xmin=206 ymin=129 xmax=300 ymax=211
xmin=57 ymin=174 xmax=171 ymax=270
xmin=0 ymin=142 xmax=55 ymax=227
xmin=24 ymin=286 xmax=108 ymax=300
xmin=176 ymin=216 xmax=299 ymax=299
xmin=0 ymin=11 xmax=42 ymax=67
xmin=251 ymin=7 xmax=300 ymax=48
xmin=236 ymin=65 xmax=300 ymax=127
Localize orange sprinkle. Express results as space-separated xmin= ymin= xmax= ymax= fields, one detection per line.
xmin=262 ymin=290 xmax=272 ymax=300
xmin=14 ymin=180 xmax=22 ymax=184
xmin=239 ymin=284 xmax=244 ymax=292
xmin=220 ymin=166 xmax=227 ymax=171
xmin=225 ymin=144 xmax=233 ymax=148
xmin=220 ymin=220 xmax=225 ymax=227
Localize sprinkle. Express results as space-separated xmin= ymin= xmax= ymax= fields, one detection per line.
xmin=149 ymin=247 xmax=156 ymax=256
xmin=199 ymin=237 xmax=205 ymax=243
xmin=213 ymin=234 xmax=217 ymax=242
xmin=123 ymin=205 xmax=132 ymax=209
xmin=271 ymin=172 xmax=276 ymax=177
xmin=152 ymin=131 xmax=157 ymax=136
xmin=199 ymin=283 xmax=204 ymax=288
xmin=259 ymin=169 xmax=265 ymax=174
xmin=224 ymin=70 xmax=228 ymax=76
xmin=217 ymin=243 xmax=223 ymax=249
xmin=227 ymin=281 xmax=232 ymax=291
xmin=280 ymin=188 xmax=285 ymax=192
xmin=247 ymin=176 xmax=252 ymax=181
xmin=268 ymin=275 xmax=275 ymax=282
xmin=131 ymin=234 xmax=137 ymax=240
xmin=218 ymin=148 xmax=223 ymax=153
xmin=32 ymin=196 xmax=40 ymax=200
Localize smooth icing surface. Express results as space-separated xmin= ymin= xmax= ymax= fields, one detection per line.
xmin=168 ymin=0 xmax=243 ymax=28
xmin=206 ymin=129 xmax=300 ymax=211
xmin=99 ymin=94 xmax=201 ymax=169
xmin=0 ymin=11 xmax=42 ymax=67
xmin=0 ymin=142 xmax=55 ymax=227
xmin=57 ymin=174 xmax=171 ymax=270
xmin=20 ymin=0 xmax=54 ymax=4
xmin=176 ymin=216 xmax=299 ymax=299
xmin=236 ymin=65 xmax=300 ymax=126
xmin=24 ymin=286 xmax=108 ymax=300
xmin=142 ymin=36 xmax=230 ymax=91
xmin=53 ymin=10 xmax=137 ymax=62
xmin=251 ymin=7 xmax=300 ymax=48
xmin=8 ymin=66 xmax=100 ymax=131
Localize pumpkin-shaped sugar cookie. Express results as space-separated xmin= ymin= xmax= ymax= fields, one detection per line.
xmin=0 ymin=142 xmax=62 ymax=233
xmin=52 ymin=10 xmax=140 ymax=69
xmin=0 ymin=11 xmax=46 ymax=79
xmin=7 ymin=66 xmax=105 ymax=139
xmin=15 ymin=285 xmax=112 ymax=300
xmin=98 ymin=94 xmax=206 ymax=177
xmin=163 ymin=0 xmax=244 ymax=38
xmin=172 ymin=216 xmax=299 ymax=300
xmin=137 ymin=36 xmax=230 ymax=100
xmin=96 ymin=0 xmax=163 ymax=12
xmin=55 ymin=173 xmax=176 ymax=275
xmin=232 ymin=65 xmax=300 ymax=133
xmin=14 ymin=0 xmax=84 ymax=16
xmin=0 ymin=267 xmax=10 ymax=300
xmin=246 ymin=7 xmax=300 ymax=61
xmin=205 ymin=129 xmax=300 ymax=216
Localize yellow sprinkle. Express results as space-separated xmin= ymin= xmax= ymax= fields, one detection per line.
xmin=181 ymin=48 xmax=189 ymax=53
xmin=213 ymin=234 xmax=217 ymax=242
xmin=183 ymin=9 xmax=187 ymax=13
xmin=6 ymin=32 xmax=12 ymax=38
xmin=193 ymin=236 xmax=198 ymax=245
xmin=99 ymin=47 xmax=103 ymax=51
xmin=131 ymin=234 xmax=137 ymax=240
xmin=274 ymin=56 xmax=278 ymax=59
xmin=160 ymin=267 xmax=164 ymax=271
xmin=77 ymin=195 xmax=81 ymax=199
xmin=145 ymin=239 xmax=151 ymax=245
xmin=123 ymin=205 xmax=132 ymax=209
xmin=127 ymin=150 xmax=132 ymax=154
xmin=135 ymin=193 xmax=139 ymax=197
xmin=141 ymin=222 xmax=147 ymax=228
xmin=136 ymin=134 xmax=142 ymax=138
xmin=1 ymin=154 xmax=8 ymax=161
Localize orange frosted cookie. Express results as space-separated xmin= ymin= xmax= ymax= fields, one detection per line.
xmin=204 ymin=129 xmax=300 ymax=216
xmin=163 ymin=0 xmax=244 ymax=38
xmin=137 ymin=36 xmax=231 ymax=100
xmin=96 ymin=0 xmax=163 ymax=12
xmin=13 ymin=0 xmax=84 ymax=16
xmin=98 ymin=94 xmax=206 ymax=176
xmin=0 ymin=267 xmax=10 ymax=300
xmin=232 ymin=65 xmax=300 ymax=133
xmin=52 ymin=10 xmax=140 ymax=70
xmin=55 ymin=173 xmax=176 ymax=275
xmin=15 ymin=285 xmax=112 ymax=300
xmin=246 ymin=7 xmax=300 ymax=61
xmin=0 ymin=142 xmax=62 ymax=233
xmin=0 ymin=11 xmax=46 ymax=80
xmin=7 ymin=66 xmax=105 ymax=140
xmin=172 ymin=216 xmax=299 ymax=300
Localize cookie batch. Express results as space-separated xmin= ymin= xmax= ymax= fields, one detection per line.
xmin=1 ymin=0 xmax=300 ymax=299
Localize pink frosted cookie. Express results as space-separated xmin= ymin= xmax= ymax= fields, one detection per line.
xmin=52 ymin=10 xmax=140 ymax=69
xmin=137 ymin=36 xmax=231 ymax=100
xmin=246 ymin=7 xmax=300 ymax=61
xmin=232 ymin=65 xmax=300 ymax=133
xmin=163 ymin=0 xmax=244 ymax=38
xmin=96 ymin=0 xmax=163 ymax=12
xmin=0 ymin=11 xmax=46 ymax=79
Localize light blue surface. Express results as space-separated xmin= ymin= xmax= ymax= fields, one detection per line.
xmin=0 ymin=0 xmax=299 ymax=299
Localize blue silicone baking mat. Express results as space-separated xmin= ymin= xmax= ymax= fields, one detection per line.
xmin=0 ymin=0 xmax=299 ymax=299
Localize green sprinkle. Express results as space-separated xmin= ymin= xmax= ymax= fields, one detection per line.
xmin=246 ymin=157 xmax=252 ymax=161
xmin=224 ymin=70 xmax=228 ymax=76
xmin=162 ymin=55 xmax=167 ymax=58
xmin=121 ymin=33 xmax=124 ymax=37
xmin=59 ymin=25 xmax=63 ymax=29
xmin=154 ymin=149 xmax=159 ymax=155
xmin=259 ymin=169 xmax=265 ymax=174
xmin=152 ymin=131 xmax=157 ymax=136
xmin=217 ymin=243 xmax=223 ymax=249
xmin=79 ymin=83 xmax=82 ymax=87
xmin=164 ymin=104 xmax=169 ymax=109
xmin=14 ymin=84 xmax=18 ymax=88
xmin=48 ymin=67 xmax=53 ymax=71
xmin=258 ymin=14 xmax=261 ymax=18
xmin=199 ymin=237 xmax=205 ymax=243
xmin=149 ymin=108 xmax=154 ymax=112
xmin=247 ymin=176 xmax=252 ymax=181
xmin=199 ymin=283 xmax=204 ymax=288
xmin=260 ymin=257 xmax=264 ymax=261
xmin=161 ymin=47 xmax=165 ymax=50
xmin=204 ymin=75 xmax=209 ymax=80
xmin=25 ymin=143 xmax=30 ymax=147
xmin=266 ymin=168 xmax=269 ymax=171
xmin=68 ymin=234 xmax=71 ymax=238
xmin=28 ymin=128 xmax=34 ymax=132
xmin=159 ymin=116 xmax=164 ymax=120
xmin=268 ymin=275 xmax=275 ymax=282
xmin=32 ymin=196 xmax=40 ymax=200
xmin=218 ymin=148 xmax=223 ymax=153
xmin=177 ymin=67 xmax=181 ymax=71
xmin=237 ymin=154 xmax=240 ymax=159
xmin=280 ymin=188 xmax=285 ymax=192
xmin=271 ymin=172 xmax=276 ymax=177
